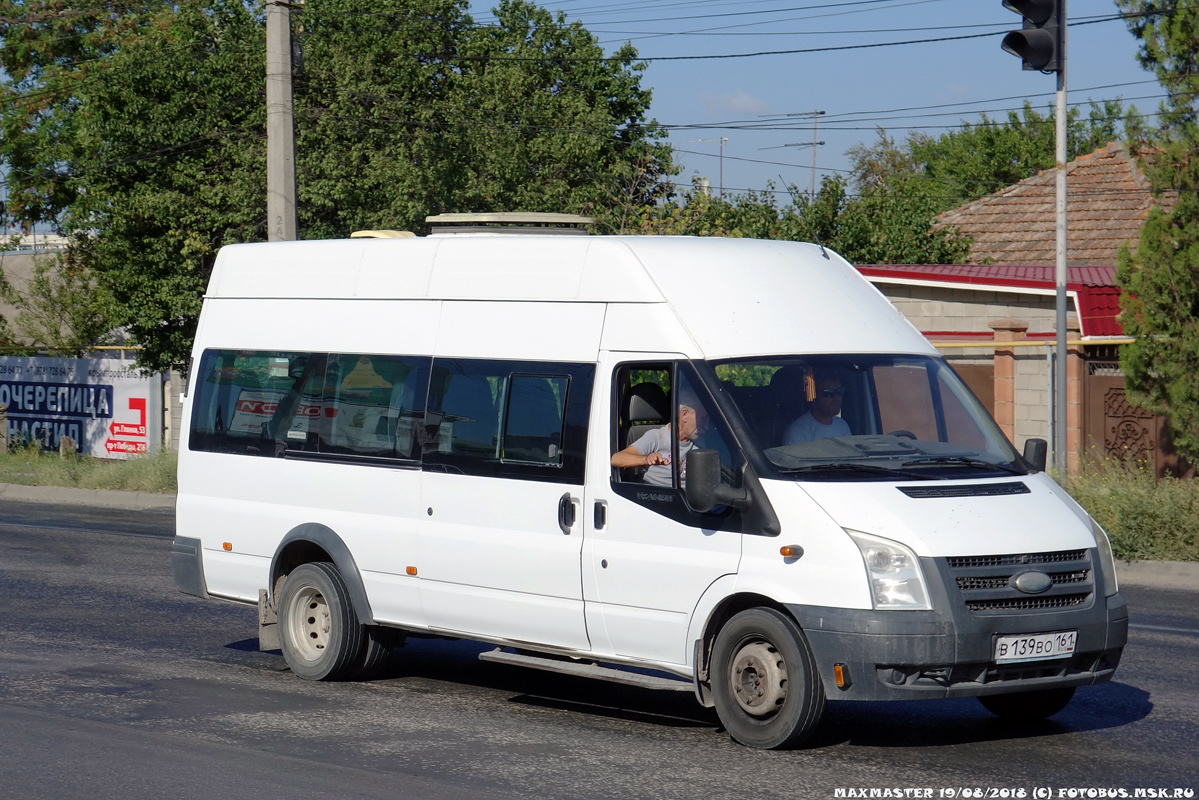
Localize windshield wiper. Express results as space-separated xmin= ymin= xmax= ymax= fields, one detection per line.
xmin=781 ymin=462 xmax=932 ymax=480
xmin=901 ymin=456 xmax=1024 ymax=474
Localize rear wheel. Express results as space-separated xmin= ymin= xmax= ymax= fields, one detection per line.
xmin=710 ymin=608 xmax=826 ymax=749
xmin=278 ymin=562 xmax=367 ymax=681
xmin=979 ymin=687 xmax=1076 ymax=720
xmin=350 ymin=625 xmax=400 ymax=680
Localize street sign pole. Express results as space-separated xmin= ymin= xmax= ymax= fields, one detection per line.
xmin=1053 ymin=1 xmax=1068 ymax=474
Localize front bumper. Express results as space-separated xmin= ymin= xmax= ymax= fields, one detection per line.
xmin=787 ymin=551 xmax=1128 ymax=701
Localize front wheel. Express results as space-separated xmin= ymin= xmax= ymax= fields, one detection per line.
xmin=979 ymin=687 xmax=1076 ymax=720
xmin=710 ymin=608 xmax=826 ymax=749
xmin=278 ymin=562 xmax=367 ymax=681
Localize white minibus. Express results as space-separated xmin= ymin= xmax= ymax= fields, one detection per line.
xmin=173 ymin=223 xmax=1127 ymax=749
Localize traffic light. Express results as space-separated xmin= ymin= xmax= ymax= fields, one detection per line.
xmin=1001 ymin=0 xmax=1062 ymax=72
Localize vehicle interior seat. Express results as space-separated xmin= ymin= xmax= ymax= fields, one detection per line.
xmin=767 ymin=366 xmax=809 ymax=446
xmin=620 ymin=382 xmax=669 ymax=480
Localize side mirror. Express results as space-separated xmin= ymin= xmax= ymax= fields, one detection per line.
xmin=1022 ymin=438 xmax=1047 ymax=472
xmin=685 ymin=449 xmax=750 ymax=513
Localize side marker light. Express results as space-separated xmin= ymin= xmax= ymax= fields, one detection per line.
xmin=406 ymin=566 xmax=418 ymax=576
xmin=222 ymin=542 xmax=232 ymax=552
xmin=834 ymin=662 xmax=851 ymax=689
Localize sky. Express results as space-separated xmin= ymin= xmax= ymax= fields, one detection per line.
xmin=472 ymin=0 xmax=1157 ymax=200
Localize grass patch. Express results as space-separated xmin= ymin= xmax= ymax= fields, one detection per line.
xmin=0 ymin=446 xmax=177 ymax=493
xmin=1065 ymin=458 xmax=1199 ymax=562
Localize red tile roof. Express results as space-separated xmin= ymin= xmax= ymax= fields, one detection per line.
xmin=934 ymin=142 xmax=1174 ymax=267
xmin=856 ymin=264 xmax=1124 ymax=337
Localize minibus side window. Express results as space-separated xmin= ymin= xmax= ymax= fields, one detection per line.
xmin=424 ymin=358 xmax=592 ymax=484
xmin=503 ymin=375 xmax=569 ymax=464
xmin=319 ymin=354 xmax=429 ymax=460
xmin=610 ymin=361 xmax=743 ymax=531
xmin=189 ymin=349 xmax=311 ymax=456
xmin=674 ymin=370 xmax=739 ymax=495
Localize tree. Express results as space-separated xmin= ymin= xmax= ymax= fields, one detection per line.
xmin=846 ymin=101 xmax=1134 ymax=213
xmin=1114 ymin=0 xmax=1199 ymax=465
xmin=622 ymin=174 xmax=971 ymax=266
xmin=5 ymin=248 xmax=119 ymax=353
xmin=0 ymin=0 xmax=673 ymax=370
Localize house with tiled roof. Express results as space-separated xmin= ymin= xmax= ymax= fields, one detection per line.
xmin=935 ymin=141 xmax=1173 ymax=268
xmin=853 ymin=143 xmax=1188 ymax=476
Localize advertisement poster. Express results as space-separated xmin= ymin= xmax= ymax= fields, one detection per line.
xmin=0 ymin=356 xmax=162 ymax=459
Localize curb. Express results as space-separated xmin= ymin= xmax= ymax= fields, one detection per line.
xmin=1114 ymin=559 xmax=1199 ymax=592
xmin=0 ymin=483 xmax=1195 ymax=591
xmin=0 ymin=482 xmax=175 ymax=510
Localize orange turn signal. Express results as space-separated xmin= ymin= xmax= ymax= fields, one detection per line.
xmin=779 ymin=545 xmax=804 ymax=559
xmin=406 ymin=566 xmax=418 ymax=576
xmin=834 ymin=662 xmax=851 ymax=689
xmin=222 ymin=542 xmax=232 ymax=551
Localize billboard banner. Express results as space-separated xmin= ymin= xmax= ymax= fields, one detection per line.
xmin=0 ymin=356 xmax=161 ymax=458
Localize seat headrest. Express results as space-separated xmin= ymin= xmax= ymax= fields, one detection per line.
xmin=768 ymin=366 xmax=808 ymax=398
xmin=625 ymin=382 xmax=668 ymax=422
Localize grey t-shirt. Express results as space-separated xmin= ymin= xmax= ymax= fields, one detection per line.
xmin=632 ymin=424 xmax=692 ymax=487
xmin=783 ymin=412 xmax=851 ymax=445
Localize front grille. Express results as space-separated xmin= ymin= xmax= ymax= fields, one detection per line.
xmin=965 ymin=593 xmax=1090 ymax=612
xmin=956 ymin=569 xmax=1090 ymax=591
xmin=946 ymin=550 xmax=1087 ymax=568
xmin=943 ymin=548 xmax=1095 ymax=615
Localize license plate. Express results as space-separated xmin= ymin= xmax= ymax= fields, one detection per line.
xmin=993 ymin=630 xmax=1077 ymax=664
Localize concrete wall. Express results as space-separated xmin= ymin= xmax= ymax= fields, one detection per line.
xmin=879 ymin=283 xmax=1075 ymax=336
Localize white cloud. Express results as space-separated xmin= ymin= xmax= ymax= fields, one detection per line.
xmin=699 ymin=90 xmax=770 ymax=117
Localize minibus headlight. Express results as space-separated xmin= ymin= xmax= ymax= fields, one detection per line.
xmin=1091 ymin=518 xmax=1119 ymax=597
xmin=846 ymin=530 xmax=932 ymax=610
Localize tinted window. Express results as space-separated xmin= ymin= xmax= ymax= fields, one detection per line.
xmin=189 ymin=350 xmax=312 ymax=456
xmin=190 ymin=349 xmax=591 ymax=482
xmin=320 ymin=354 xmax=428 ymax=459
xmin=425 ymin=358 xmax=593 ymax=483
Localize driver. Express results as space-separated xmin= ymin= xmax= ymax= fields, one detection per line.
xmin=784 ymin=370 xmax=851 ymax=444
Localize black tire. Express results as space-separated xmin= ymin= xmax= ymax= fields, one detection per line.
xmin=710 ymin=608 xmax=826 ymax=750
xmin=978 ymin=687 xmax=1076 ymax=720
xmin=278 ymin=562 xmax=367 ymax=681
xmin=349 ymin=626 xmax=398 ymax=680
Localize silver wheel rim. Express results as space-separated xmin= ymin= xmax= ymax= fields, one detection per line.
xmin=730 ymin=640 xmax=788 ymax=717
xmin=287 ymin=585 xmax=331 ymax=662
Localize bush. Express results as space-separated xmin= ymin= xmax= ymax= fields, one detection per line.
xmin=0 ymin=445 xmax=177 ymax=493
xmin=1065 ymin=457 xmax=1199 ymax=562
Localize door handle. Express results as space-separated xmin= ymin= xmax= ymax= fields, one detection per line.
xmin=594 ymin=500 xmax=607 ymax=530
xmin=558 ymin=492 xmax=577 ymax=534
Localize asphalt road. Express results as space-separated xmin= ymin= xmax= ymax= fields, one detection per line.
xmin=1 ymin=500 xmax=1196 ymax=800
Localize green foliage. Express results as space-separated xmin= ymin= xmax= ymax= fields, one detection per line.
xmin=629 ymin=99 xmax=1131 ymax=267
xmin=848 ymin=101 xmax=1134 ymax=212
xmin=4 ymin=246 xmax=120 ymax=353
xmin=1066 ymin=456 xmax=1199 ymax=561
xmin=1114 ymin=0 xmax=1199 ymax=464
xmin=0 ymin=444 xmax=178 ymax=493
xmin=0 ymin=0 xmax=673 ymax=370
xmin=623 ymin=174 xmax=972 ymax=266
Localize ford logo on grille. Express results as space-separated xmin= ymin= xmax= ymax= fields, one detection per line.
xmin=1012 ymin=570 xmax=1053 ymax=594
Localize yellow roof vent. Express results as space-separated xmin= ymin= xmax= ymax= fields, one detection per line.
xmin=350 ymin=230 xmax=416 ymax=239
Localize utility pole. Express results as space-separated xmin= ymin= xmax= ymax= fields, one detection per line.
xmin=1002 ymin=0 xmax=1066 ymax=473
xmin=695 ymin=137 xmax=729 ymax=198
xmin=266 ymin=0 xmax=297 ymax=242
xmin=1053 ymin=16 xmax=1068 ymax=475
xmin=779 ymin=110 xmax=825 ymax=198
xmin=759 ymin=141 xmax=824 ymax=197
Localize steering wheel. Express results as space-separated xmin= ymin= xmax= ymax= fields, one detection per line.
xmin=887 ymin=430 xmax=917 ymax=440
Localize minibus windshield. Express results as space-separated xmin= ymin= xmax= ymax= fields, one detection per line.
xmin=710 ymin=354 xmax=1026 ymax=481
